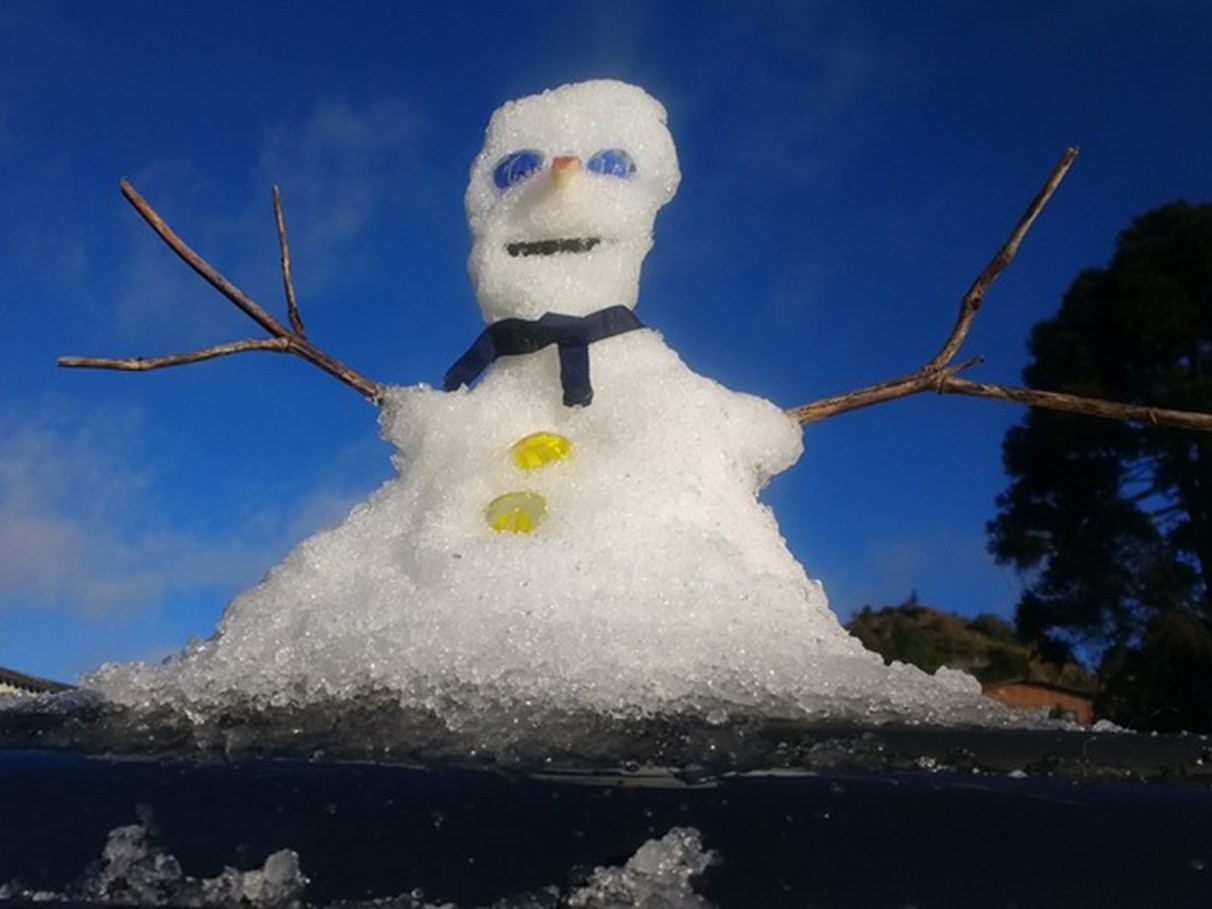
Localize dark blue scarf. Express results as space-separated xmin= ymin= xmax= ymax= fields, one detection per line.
xmin=443 ymin=305 xmax=644 ymax=407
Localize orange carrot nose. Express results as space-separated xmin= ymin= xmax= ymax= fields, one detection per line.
xmin=551 ymin=155 xmax=582 ymax=189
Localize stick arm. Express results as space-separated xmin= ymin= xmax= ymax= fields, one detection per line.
xmin=786 ymin=149 xmax=1212 ymax=435
xmin=59 ymin=182 xmax=385 ymax=405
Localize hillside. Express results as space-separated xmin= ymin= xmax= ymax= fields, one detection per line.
xmin=846 ymin=595 xmax=1096 ymax=692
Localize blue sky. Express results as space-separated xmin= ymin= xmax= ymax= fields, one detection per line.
xmin=1 ymin=1 xmax=1210 ymax=683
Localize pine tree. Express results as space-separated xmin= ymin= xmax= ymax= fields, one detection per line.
xmin=988 ymin=201 xmax=1212 ymax=729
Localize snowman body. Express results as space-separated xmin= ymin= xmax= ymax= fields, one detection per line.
xmin=173 ymin=324 xmax=879 ymax=713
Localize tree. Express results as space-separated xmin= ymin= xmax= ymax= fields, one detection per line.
xmin=988 ymin=201 xmax=1212 ymax=726
xmin=1096 ymin=611 xmax=1212 ymax=733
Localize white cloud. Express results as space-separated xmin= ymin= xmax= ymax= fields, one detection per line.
xmin=0 ymin=406 xmax=158 ymax=617
xmin=0 ymin=401 xmax=377 ymax=625
xmin=261 ymin=97 xmax=423 ymax=234
xmin=257 ymin=95 xmax=431 ymax=291
xmin=110 ymin=95 xmax=430 ymax=353
xmin=673 ymin=5 xmax=881 ymax=188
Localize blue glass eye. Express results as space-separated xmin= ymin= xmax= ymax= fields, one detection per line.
xmin=586 ymin=149 xmax=636 ymax=179
xmin=493 ymin=150 xmax=544 ymax=190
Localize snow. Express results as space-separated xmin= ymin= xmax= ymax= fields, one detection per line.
xmin=568 ymin=827 xmax=716 ymax=909
xmin=0 ymin=820 xmax=306 ymax=907
xmin=85 ymin=80 xmax=1014 ymax=749
xmin=0 ymin=819 xmax=713 ymax=908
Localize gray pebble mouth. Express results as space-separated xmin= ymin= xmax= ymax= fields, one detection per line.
xmin=506 ymin=237 xmax=602 ymax=257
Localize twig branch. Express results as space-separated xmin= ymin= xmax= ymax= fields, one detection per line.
xmin=273 ymin=185 xmax=305 ymax=337
xmin=60 ymin=338 xmax=292 ymax=371
xmin=927 ymin=148 xmax=1078 ymax=372
xmin=788 ymin=148 xmax=1212 ymax=435
xmin=119 ymin=180 xmax=284 ymax=337
xmin=936 ymin=377 xmax=1212 ymax=433
xmin=59 ymin=182 xmax=384 ymax=405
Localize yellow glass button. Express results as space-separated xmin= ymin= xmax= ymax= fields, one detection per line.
xmin=485 ymin=491 xmax=547 ymax=534
xmin=510 ymin=432 xmax=573 ymax=471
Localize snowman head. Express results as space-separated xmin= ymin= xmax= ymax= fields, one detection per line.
xmin=465 ymin=80 xmax=681 ymax=323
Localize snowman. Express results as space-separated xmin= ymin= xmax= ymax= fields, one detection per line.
xmin=92 ymin=81 xmax=990 ymax=733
